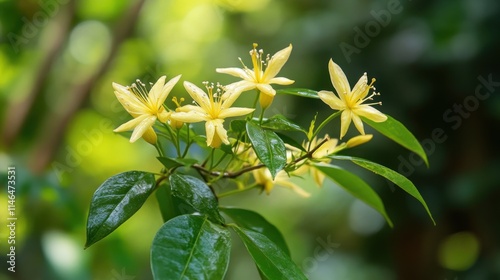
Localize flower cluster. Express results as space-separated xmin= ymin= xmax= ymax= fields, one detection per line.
xmin=111 ymin=43 xmax=387 ymax=195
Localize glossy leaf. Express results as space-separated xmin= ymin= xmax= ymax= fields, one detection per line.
xmin=220 ymin=207 xmax=290 ymax=255
xmin=333 ymin=155 xmax=435 ymax=225
xmin=151 ymin=214 xmax=231 ymax=280
xmin=169 ymin=174 xmax=224 ymax=223
xmin=155 ymin=183 xmax=176 ymax=223
xmin=261 ymin=115 xmax=306 ymax=134
xmin=157 ymin=157 xmax=198 ymax=170
xmin=230 ymin=119 xmax=247 ymax=134
xmin=85 ymin=171 xmax=155 ymax=248
xmin=231 ymin=225 xmax=307 ymax=280
xmin=276 ymin=88 xmax=320 ymax=99
xmin=276 ymin=132 xmax=307 ymax=153
xmin=314 ymin=164 xmax=393 ymax=227
xmin=246 ymin=121 xmax=286 ymax=179
xmin=362 ymin=115 xmax=429 ymax=167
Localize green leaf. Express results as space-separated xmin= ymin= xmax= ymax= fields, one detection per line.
xmin=276 ymin=88 xmax=320 ymax=99
xmin=230 ymin=119 xmax=247 ymax=134
xmin=362 ymin=114 xmax=429 ymax=167
xmin=169 ymin=174 xmax=224 ymax=224
xmin=85 ymin=171 xmax=155 ymax=248
xmin=157 ymin=157 xmax=198 ymax=170
xmin=276 ymin=132 xmax=307 ymax=153
xmin=333 ymin=155 xmax=435 ymax=225
xmin=220 ymin=207 xmax=290 ymax=256
xmin=231 ymin=225 xmax=307 ymax=280
xmin=155 ymin=183 xmax=176 ymax=223
xmin=261 ymin=115 xmax=306 ymax=133
xmin=151 ymin=214 xmax=231 ymax=280
xmin=246 ymin=121 xmax=286 ymax=179
xmin=314 ymin=164 xmax=393 ymax=227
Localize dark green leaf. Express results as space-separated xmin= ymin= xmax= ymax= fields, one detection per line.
xmin=333 ymin=155 xmax=435 ymax=225
xmin=276 ymin=132 xmax=306 ymax=153
xmin=246 ymin=121 xmax=286 ymax=179
xmin=151 ymin=215 xmax=231 ymax=280
xmin=261 ymin=115 xmax=306 ymax=133
xmin=276 ymin=88 xmax=320 ymax=99
xmin=314 ymin=164 xmax=393 ymax=227
xmin=169 ymin=174 xmax=224 ymax=223
xmin=220 ymin=207 xmax=290 ymax=255
xmin=362 ymin=114 xmax=429 ymax=167
xmin=155 ymin=183 xmax=176 ymax=223
xmin=157 ymin=157 xmax=198 ymax=170
xmin=230 ymin=119 xmax=247 ymax=134
xmin=231 ymin=225 xmax=307 ymax=280
xmin=85 ymin=171 xmax=155 ymax=248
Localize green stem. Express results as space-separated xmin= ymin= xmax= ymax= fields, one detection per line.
xmin=217 ymin=183 xmax=259 ymax=198
xmin=181 ymin=124 xmax=191 ymax=158
xmin=311 ymin=111 xmax=341 ymax=140
xmin=154 ymin=142 xmax=164 ymax=157
xmin=249 ymin=90 xmax=260 ymax=119
xmin=163 ymin=123 xmax=181 ymax=157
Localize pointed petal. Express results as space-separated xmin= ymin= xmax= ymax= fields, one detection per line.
xmin=328 ymin=59 xmax=351 ymax=100
xmin=113 ymin=82 xmax=147 ymax=114
xmin=318 ymin=90 xmax=345 ymax=110
xmin=153 ymin=75 xmax=182 ymax=106
xmin=257 ymin=83 xmax=276 ymax=97
xmin=170 ymin=111 xmax=207 ymax=123
xmin=205 ymin=120 xmax=216 ymax=147
xmin=351 ymin=114 xmax=365 ymax=135
xmin=215 ymin=121 xmax=230 ymax=145
xmin=113 ymin=115 xmax=148 ymax=132
xmin=221 ymin=89 xmax=243 ymax=109
xmin=263 ymin=44 xmax=292 ymax=80
xmin=354 ymin=105 xmax=388 ymax=122
xmin=148 ymin=76 xmax=166 ymax=105
xmin=275 ymin=173 xmax=311 ymax=197
xmin=350 ymin=73 xmax=370 ymax=102
xmin=129 ymin=115 xmax=157 ymax=143
xmin=340 ymin=110 xmax=352 ymax=139
xmin=183 ymin=81 xmax=210 ymax=111
xmin=222 ymin=81 xmax=255 ymax=99
xmin=176 ymin=104 xmax=205 ymax=114
xmin=216 ymin=67 xmax=252 ymax=80
xmin=268 ymin=77 xmax=295 ymax=85
xmin=219 ymin=107 xmax=255 ymax=119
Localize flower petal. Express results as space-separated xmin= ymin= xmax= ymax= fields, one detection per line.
xmin=268 ymin=77 xmax=295 ymax=85
xmin=153 ymin=75 xmax=182 ymax=106
xmin=216 ymin=67 xmax=252 ymax=80
xmin=183 ymin=81 xmax=210 ymax=111
xmin=142 ymin=127 xmax=158 ymax=144
xmin=318 ymin=90 xmax=345 ymax=110
xmin=148 ymin=76 xmax=166 ymax=105
xmin=170 ymin=111 xmax=207 ymax=123
xmin=222 ymin=81 xmax=256 ymax=99
xmin=218 ymin=107 xmax=254 ymax=119
xmin=328 ymin=59 xmax=351 ymax=101
xmin=113 ymin=114 xmax=148 ymax=132
xmin=350 ymin=73 xmax=370 ymax=102
xmin=351 ymin=114 xmax=365 ymax=135
xmin=113 ymin=82 xmax=147 ymax=115
xmin=339 ymin=110 xmax=352 ymax=139
xmin=354 ymin=105 xmax=387 ymax=122
xmin=205 ymin=120 xmax=216 ymax=147
xmin=263 ymin=44 xmax=292 ymax=80
xmin=130 ymin=115 xmax=157 ymax=143
xmin=257 ymin=83 xmax=276 ymax=97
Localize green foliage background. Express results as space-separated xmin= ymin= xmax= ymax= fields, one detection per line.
xmin=1 ymin=0 xmax=499 ymax=279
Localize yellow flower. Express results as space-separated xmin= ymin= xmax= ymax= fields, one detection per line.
xmin=170 ymin=81 xmax=254 ymax=148
xmin=113 ymin=75 xmax=181 ymax=144
xmin=253 ymin=168 xmax=310 ymax=197
xmin=318 ymin=59 xmax=387 ymax=139
xmin=290 ymin=135 xmax=339 ymax=187
xmin=216 ymin=43 xmax=294 ymax=108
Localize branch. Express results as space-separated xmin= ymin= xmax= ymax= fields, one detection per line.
xmin=192 ymin=137 xmax=329 ymax=179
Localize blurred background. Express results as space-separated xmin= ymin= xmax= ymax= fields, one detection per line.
xmin=1 ymin=0 xmax=499 ymax=279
